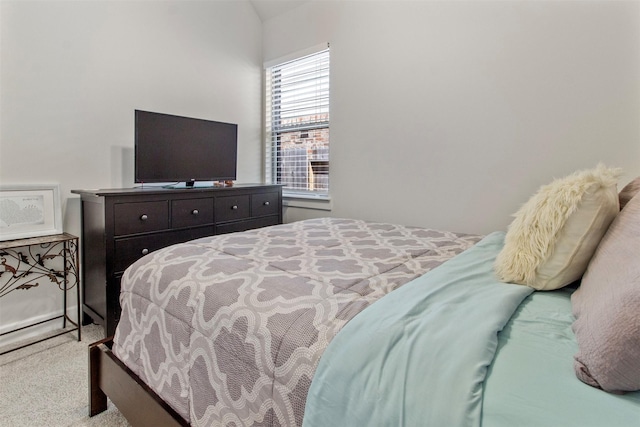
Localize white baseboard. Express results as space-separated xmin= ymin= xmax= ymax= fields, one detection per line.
xmin=0 ymin=307 xmax=79 ymax=348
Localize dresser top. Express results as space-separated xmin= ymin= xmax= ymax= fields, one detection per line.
xmin=71 ymin=184 xmax=282 ymax=197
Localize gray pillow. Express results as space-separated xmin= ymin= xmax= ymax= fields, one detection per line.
xmin=619 ymin=176 xmax=640 ymax=210
xmin=571 ymin=191 xmax=640 ymax=392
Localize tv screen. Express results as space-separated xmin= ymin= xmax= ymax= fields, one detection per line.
xmin=135 ymin=110 xmax=238 ymax=187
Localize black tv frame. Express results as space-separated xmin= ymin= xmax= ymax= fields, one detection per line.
xmin=134 ymin=110 xmax=238 ymax=188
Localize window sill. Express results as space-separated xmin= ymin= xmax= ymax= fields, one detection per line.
xmin=283 ymin=193 xmax=332 ymax=211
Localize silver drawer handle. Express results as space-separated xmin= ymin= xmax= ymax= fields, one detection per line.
xmin=140 ymin=214 xmax=148 ymax=221
xmin=264 ymin=201 xmax=270 ymax=206
xmin=192 ymin=209 xmax=199 ymax=215
xmin=141 ymin=248 xmax=149 ymax=255
xmin=232 ymin=205 xmax=238 ymax=210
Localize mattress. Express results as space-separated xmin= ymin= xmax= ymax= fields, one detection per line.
xmin=482 ymin=287 xmax=640 ymax=426
xmin=112 ymin=217 xmax=481 ymax=426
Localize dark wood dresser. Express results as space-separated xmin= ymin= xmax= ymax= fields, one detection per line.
xmin=71 ymin=184 xmax=282 ymax=336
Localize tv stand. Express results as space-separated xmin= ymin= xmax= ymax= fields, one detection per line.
xmin=71 ymin=184 xmax=282 ymax=336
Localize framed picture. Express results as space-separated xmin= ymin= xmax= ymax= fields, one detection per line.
xmin=0 ymin=184 xmax=63 ymax=241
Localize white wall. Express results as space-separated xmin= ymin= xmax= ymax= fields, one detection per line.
xmin=0 ymin=0 xmax=263 ymax=344
xmin=263 ymin=0 xmax=640 ymax=234
xmin=1 ymin=0 xmax=638 ymax=346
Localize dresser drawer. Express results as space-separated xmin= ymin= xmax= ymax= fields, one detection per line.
xmin=114 ymin=201 xmax=169 ymax=236
xmin=215 ymin=195 xmax=250 ymax=222
xmin=172 ymin=198 xmax=214 ymax=228
xmin=114 ymin=234 xmax=168 ymax=272
xmin=114 ymin=227 xmax=214 ymax=272
xmin=216 ymin=215 xmax=280 ymax=235
xmin=251 ymin=192 xmax=279 ymax=217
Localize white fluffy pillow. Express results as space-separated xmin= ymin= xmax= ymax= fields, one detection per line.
xmin=494 ymin=164 xmax=621 ymax=290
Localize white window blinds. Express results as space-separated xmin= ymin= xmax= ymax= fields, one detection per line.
xmin=265 ymin=47 xmax=330 ymax=196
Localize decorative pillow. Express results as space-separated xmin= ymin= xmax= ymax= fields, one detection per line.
xmin=571 ymin=192 xmax=640 ymax=392
xmin=618 ymin=176 xmax=640 ymax=210
xmin=494 ymin=164 xmax=621 ymax=290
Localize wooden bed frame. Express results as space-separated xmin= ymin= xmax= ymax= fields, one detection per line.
xmin=88 ymin=337 xmax=189 ymax=426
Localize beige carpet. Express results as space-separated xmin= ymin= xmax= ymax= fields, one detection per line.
xmin=0 ymin=324 xmax=130 ymax=426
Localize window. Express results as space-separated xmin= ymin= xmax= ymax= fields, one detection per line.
xmin=265 ymin=46 xmax=330 ymax=197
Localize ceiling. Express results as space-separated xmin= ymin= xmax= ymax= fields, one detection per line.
xmin=249 ymin=0 xmax=310 ymax=22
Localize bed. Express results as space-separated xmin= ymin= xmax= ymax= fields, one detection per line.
xmin=89 ymin=168 xmax=640 ymax=427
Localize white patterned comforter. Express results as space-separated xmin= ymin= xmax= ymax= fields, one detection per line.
xmin=113 ymin=218 xmax=481 ymax=426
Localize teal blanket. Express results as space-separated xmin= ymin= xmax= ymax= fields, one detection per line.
xmin=303 ymin=232 xmax=532 ymax=427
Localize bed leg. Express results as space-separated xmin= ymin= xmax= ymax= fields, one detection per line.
xmin=88 ymin=338 xmax=110 ymax=416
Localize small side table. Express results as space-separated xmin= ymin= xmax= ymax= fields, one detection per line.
xmin=0 ymin=233 xmax=81 ymax=355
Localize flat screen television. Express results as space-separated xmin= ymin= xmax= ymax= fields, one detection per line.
xmin=135 ymin=110 xmax=238 ymax=187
